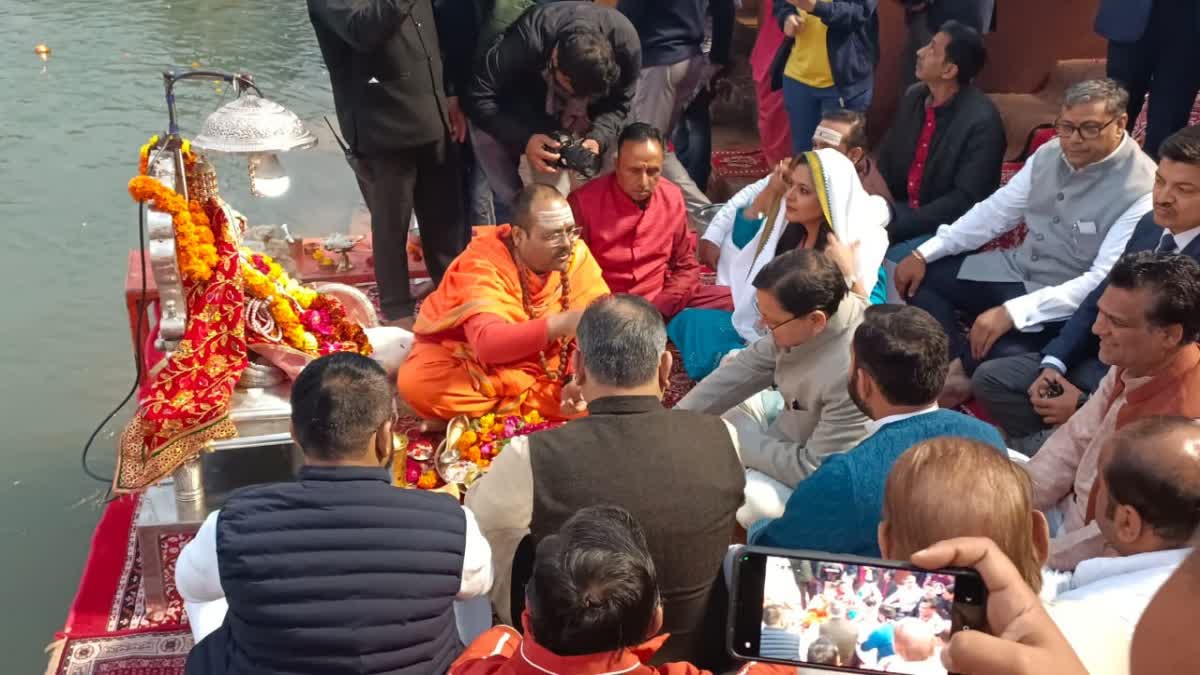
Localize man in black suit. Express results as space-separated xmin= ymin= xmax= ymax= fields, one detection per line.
xmin=308 ymin=0 xmax=467 ymax=327
xmin=973 ymin=125 xmax=1200 ymax=453
xmin=1095 ymin=0 xmax=1200 ymax=157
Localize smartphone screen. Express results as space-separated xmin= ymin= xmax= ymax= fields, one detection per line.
xmin=729 ymin=547 xmax=987 ymax=674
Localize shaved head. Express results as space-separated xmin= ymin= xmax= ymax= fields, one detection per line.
xmin=892 ymin=619 xmax=936 ymax=662
xmin=513 ymin=184 xmax=570 ymax=232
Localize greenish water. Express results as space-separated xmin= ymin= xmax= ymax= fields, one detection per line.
xmin=1 ymin=1 xmax=360 ymax=669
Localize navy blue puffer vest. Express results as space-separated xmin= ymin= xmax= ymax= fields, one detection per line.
xmin=185 ymin=465 xmax=466 ymax=675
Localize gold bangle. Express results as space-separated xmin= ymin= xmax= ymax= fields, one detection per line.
xmin=911 ymin=250 xmax=927 ymax=264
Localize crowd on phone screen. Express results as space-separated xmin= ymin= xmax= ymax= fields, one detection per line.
xmin=174 ymin=1 xmax=1200 ymax=674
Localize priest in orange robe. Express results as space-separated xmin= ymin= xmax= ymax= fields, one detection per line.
xmin=569 ymin=123 xmax=733 ymax=320
xmin=397 ymin=184 xmax=611 ymax=422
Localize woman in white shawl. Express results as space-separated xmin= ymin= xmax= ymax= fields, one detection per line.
xmin=669 ymin=148 xmax=891 ymax=379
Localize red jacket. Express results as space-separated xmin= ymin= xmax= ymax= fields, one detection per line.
xmin=450 ymin=625 xmax=795 ymax=675
xmin=569 ymin=174 xmax=700 ymax=319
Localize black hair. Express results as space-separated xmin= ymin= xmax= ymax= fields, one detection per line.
xmin=526 ymin=505 xmax=659 ymax=656
xmin=617 ymin=122 xmax=665 ymax=154
xmin=1105 ymin=416 xmax=1200 ymax=546
xmin=1107 ymin=252 xmax=1200 ymax=345
xmin=556 ymin=29 xmax=620 ymax=99
xmin=576 ymin=294 xmax=667 ymax=388
xmin=852 ymin=305 xmax=950 ymax=406
xmin=938 ymin=20 xmax=987 ymax=85
xmin=752 ymin=248 xmax=847 ymax=319
xmin=290 ymin=352 xmax=393 ymax=460
xmin=820 ymin=109 xmax=870 ymax=149
xmin=807 ymin=637 xmax=841 ymax=666
xmin=1159 ymin=124 xmax=1200 ymax=166
xmin=512 ymin=184 xmax=566 ymax=231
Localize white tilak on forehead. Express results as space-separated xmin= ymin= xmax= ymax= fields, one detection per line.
xmin=813 ymin=126 xmax=844 ymax=146
xmin=533 ymin=204 xmax=575 ymax=228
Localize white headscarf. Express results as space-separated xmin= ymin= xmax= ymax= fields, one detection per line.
xmin=729 ymin=147 xmax=891 ymax=341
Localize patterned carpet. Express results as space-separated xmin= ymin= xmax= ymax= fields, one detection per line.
xmin=47 ymin=495 xmax=194 ymax=675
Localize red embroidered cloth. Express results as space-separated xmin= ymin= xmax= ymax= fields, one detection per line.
xmin=115 ymin=202 xmax=248 ymax=493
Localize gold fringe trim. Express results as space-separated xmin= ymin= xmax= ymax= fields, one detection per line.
xmin=113 ymin=413 xmax=238 ymax=493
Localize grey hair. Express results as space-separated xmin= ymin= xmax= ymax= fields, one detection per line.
xmin=575 ymin=294 xmax=667 ymax=388
xmin=1062 ymin=78 xmax=1129 ymax=118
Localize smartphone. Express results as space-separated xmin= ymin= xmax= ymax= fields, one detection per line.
xmin=728 ymin=546 xmax=987 ymax=674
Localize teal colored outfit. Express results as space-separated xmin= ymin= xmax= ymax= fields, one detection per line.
xmin=749 ymin=409 xmax=1006 ymax=555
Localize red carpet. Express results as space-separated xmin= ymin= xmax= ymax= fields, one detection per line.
xmin=47 ymin=494 xmax=193 ymax=675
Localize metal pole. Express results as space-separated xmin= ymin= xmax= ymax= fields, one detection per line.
xmin=173 ymin=456 xmax=207 ymax=522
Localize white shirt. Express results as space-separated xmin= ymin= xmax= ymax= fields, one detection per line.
xmin=915 ymin=135 xmax=1152 ymax=331
xmin=176 ymin=505 xmax=494 ymax=639
xmin=1041 ymin=223 xmax=1200 ymax=374
xmin=1045 ymin=548 xmax=1190 ymax=675
xmin=863 ymin=404 xmax=939 ymax=437
xmin=1160 ymin=225 xmax=1200 ymax=253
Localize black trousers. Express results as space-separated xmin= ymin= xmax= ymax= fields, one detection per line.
xmin=910 ymin=254 xmax=1064 ymax=372
xmin=1106 ymin=0 xmax=1200 ymax=157
xmin=971 ymin=351 xmax=1109 ymax=452
xmin=351 ymin=135 xmax=467 ymax=320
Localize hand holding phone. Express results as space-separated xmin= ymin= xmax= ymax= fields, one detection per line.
xmin=729 ymin=547 xmax=988 ymax=674
xmin=912 ymin=538 xmax=1088 ymax=675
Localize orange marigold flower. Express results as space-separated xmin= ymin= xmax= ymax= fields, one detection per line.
xmin=416 ymin=470 xmax=439 ymax=489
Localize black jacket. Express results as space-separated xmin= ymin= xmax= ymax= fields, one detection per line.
xmin=308 ymin=0 xmax=451 ymax=156
xmin=185 ymin=466 xmax=467 ymax=675
xmin=465 ymin=1 xmax=641 ymax=155
xmin=770 ymin=0 xmax=879 ymax=101
xmin=876 ymin=82 xmax=1006 ymax=243
xmin=617 ymin=0 xmax=735 ymax=68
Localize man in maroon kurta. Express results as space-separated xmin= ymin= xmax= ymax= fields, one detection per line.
xmin=569 ymin=123 xmax=733 ymax=320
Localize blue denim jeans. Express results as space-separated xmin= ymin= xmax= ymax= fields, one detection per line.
xmin=782 ymin=76 xmax=873 ymax=154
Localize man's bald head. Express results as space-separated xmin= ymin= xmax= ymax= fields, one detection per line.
xmin=1100 ymin=416 xmax=1200 ymax=552
xmin=892 ymin=618 xmax=936 ymax=662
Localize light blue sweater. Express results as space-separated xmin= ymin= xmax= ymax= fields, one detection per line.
xmin=750 ymin=409 xmax=1006 ymax=556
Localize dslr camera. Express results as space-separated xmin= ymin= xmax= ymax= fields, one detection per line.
xmin=545 ymin=132 xmax=602 ymax=178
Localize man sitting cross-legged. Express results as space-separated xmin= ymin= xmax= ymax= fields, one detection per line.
xmin=450 ymin=505 xmax=786 ymax=675
xmin=1046 ymin=416 xmax=1200 ymax=675
xmin=749 ymin=304 xmax=1005 ymax=554
xmin=973 ymin=124 xmax=1200 ymax=454
xmin=397 ymin=184 xmax=610 ymax=424
xmin=569 ymin=123 xmax=732 ymax=320
xmin=676 ymin=249 xmax=871 ymax=527
xmin=1026 ymin=252 xmax=1200 ymax=570
xmin=894 ymin=78 xmax=1156 ymax=406
xmin=466 ymin=294 xmax=744 ymax=669
xmin=176 ymin=353 xmax=493 ymax=675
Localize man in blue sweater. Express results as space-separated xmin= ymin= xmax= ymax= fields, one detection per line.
xmin=749 ymin=304 xmax=1005 ymax=555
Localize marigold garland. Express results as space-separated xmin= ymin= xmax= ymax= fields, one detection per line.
xmin=129 ymin=136 xmax=216 ymax=285
xmin=240 ymin=249 xmax=371 ymax=357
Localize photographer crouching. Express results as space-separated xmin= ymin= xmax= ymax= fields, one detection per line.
xmin=465 ymin=1 xmax=640 ymax=218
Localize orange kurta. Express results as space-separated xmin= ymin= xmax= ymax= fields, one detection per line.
xmin=397 ymin=225 xmax=610 ymax=420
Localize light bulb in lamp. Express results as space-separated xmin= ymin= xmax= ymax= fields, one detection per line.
xmin=248 ymin=153 xmax=290 ymax=198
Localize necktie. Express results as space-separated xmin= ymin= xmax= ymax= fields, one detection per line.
xmin=1157 ymin=233 xmax=1178 ymax=254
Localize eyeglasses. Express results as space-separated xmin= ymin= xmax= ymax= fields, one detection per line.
xmin=753 ymin=296 xmax=802 ymax=334
xmin=540 ymin=225 xmax=580 ymax=246
xmin=1053 ymin=117 xmax=1120 ymax=140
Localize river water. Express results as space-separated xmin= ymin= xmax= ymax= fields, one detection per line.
xmin=1 ymin=1 xmax=360 ymax=669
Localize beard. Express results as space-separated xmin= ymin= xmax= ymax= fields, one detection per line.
xmin=847 ymin=370 xmax=871 ymax=418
